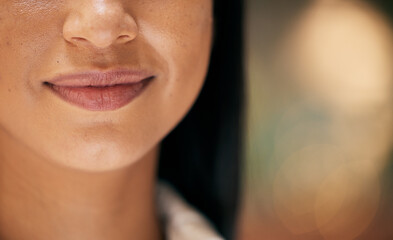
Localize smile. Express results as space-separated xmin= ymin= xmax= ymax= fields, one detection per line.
xmin=44 ymin=70 xmax=155 ymax=111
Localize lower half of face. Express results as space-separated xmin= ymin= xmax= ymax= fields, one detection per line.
xmin=0 ymin=0 xmax=213 ymax=171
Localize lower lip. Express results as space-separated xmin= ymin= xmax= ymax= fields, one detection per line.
xmin=46 ymin=77 xmax=153 ymax=111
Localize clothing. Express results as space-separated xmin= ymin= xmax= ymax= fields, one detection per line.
xmin=156 ymin=182 xmax=224 ymax=240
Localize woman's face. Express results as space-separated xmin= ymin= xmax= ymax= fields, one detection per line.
xmin=0 ymin=0 xmax=213 ymax=171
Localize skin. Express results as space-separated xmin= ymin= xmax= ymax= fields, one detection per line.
xmin=0 ymin=0 xmax=213 ymax=239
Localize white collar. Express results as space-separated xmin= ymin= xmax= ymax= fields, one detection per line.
xmin=156 ymin=182 xmax=224 ymax=240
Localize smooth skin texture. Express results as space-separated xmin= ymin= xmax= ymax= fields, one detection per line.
xmin=0 ymin=0 xmax=213 ymax=239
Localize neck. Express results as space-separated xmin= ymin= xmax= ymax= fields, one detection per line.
xmin=0 ymin=132 xmax=162 ymax=240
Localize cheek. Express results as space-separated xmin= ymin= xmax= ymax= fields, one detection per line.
xmin=0 ymin=3 xmax=64 ymax=144
xmin=0 ymin=3 xmax=63 ymax=96
xmin=139 ymin=0 xmax=213 ymax=120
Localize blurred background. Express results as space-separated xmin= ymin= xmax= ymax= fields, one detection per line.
xmin=237 ymin=0 xmax=393 ymax=239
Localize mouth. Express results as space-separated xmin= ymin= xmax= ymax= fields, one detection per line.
xmin=43 ymin=70 xmax=155 ymax=111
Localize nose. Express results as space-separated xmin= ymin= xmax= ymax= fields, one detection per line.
xmin=63 ymin=0 xmax=138 ymax=49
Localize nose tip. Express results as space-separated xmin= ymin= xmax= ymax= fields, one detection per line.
xmin=63 ymin=3 xmax=138 ymax=49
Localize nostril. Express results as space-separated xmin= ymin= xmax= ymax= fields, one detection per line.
xmin=71 ymin=37 xmax=88 ymax=42
xmin=112 ymin=35 xmax=131 ymax=45
xmin=66 ymin=37 xmax=91 ymax=47
xmin=119 ymin=35 xmax=133 ymax=41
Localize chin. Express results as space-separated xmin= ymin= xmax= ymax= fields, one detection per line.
xmin=47 ymin=139 xmax=144 ymax=172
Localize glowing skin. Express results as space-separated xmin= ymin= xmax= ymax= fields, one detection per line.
xmin=0 ymin=0 xmax=213 ymax=239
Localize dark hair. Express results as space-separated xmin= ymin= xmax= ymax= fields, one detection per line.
xmin=158 ymin=0 xmax=244 ymax=239
xmin=365 ymin=0 xmax=393 ymax=22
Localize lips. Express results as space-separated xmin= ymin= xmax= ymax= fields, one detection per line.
xmin=44 ymin=70 xmax=154 ymax=111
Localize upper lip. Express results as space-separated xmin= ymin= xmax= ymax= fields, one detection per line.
xmin=44 ymin=69 xmax=155 ymax=87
